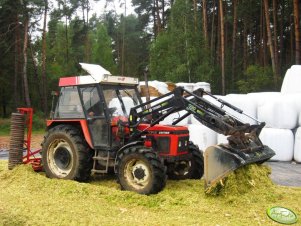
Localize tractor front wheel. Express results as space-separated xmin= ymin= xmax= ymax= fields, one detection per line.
xmin=116 ymin=146 xmax=166 ymax=195
xmin=42 ymin=125 xmax=93 ymax=181
xmin=167 ymin=143 xmax=204 ymax=180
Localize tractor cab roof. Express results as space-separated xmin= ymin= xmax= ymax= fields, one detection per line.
xmin=58 ymin=63 xmax=139 ymax=87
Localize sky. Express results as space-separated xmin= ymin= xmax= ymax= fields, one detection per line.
xmin=90 ymin=0 xmax=136 ymax=17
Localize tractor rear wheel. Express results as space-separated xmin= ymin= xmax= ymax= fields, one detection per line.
xmin=116 ymin=146 xmax=166 ymax=195
xmin=167 ymin=143 xmax=204 ymax=180
xmin=42 ymin=125 xmax=93 ymax=181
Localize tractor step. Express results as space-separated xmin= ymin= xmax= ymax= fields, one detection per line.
xmin=91 ymin=169 xmax=108 ymax=174
xmin=92 ymin=150 xmax=111 ymax=174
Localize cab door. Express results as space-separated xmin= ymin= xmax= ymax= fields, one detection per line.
xmin=80 ymin=86 xmax=109 ymax=148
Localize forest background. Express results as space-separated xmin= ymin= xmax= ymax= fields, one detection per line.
xmin=0 ymin=0 xmax=300 ymax=119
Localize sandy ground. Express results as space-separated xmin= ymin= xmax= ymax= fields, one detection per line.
xmin=0 ymin=134 xmax=44 ymax=150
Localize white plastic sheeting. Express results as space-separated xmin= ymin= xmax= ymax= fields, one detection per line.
xmin=79 ymin=63 xmax=111 ymax=81
xmin=217 ymin=134 xmax=228 ymax=144
xmin=257 ymin=95 xmax=299 ymax=129
xmin=139 ymin=81 xmax=170 ymax=95
xmin=108 ymin=97 xmax=135 ymax=116
xmin=160 ymin=110 xmax=190 ymax=126
xmin=247 ymin=92 xmax=282 ymax=109
xmin=193 ymin=82 xmax=211 ymax=92
xmin=294 ymin=127 xmax=301 ymax=162
xmin=281 ymin=65 xmax=301 ymax=94
xmin=188 ymin=124 xmax=217 ymax=151
xmin=176 ymin=82 xmax=211 ymax=93
xmin=259 ymin=128 xmax=294 ymax=161
xmin=176 ymin=83 xmax=195 ymax=92
xmin=221 ymin=94 xmax=258 ymax=125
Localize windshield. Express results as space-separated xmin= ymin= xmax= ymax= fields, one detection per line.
xmin=103 ymin=86 xmax=141 ymax=117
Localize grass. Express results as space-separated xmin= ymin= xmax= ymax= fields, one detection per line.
xmin=0 ymin=161 xmax=300 ymax=226
xmin=0 ymin=116 xmax=46 ymax=136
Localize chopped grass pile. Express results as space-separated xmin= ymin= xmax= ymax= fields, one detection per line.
xmin=0 ymin=160 xmax=300 ymax=225
xmin=207 ymin=164 xmax=273 ymax=197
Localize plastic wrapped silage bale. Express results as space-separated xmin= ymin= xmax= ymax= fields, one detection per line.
xmin=247 ymin=92 xmax=282 ymax=109
xmin=259 ymin=128 xmax=294 ymax=161
xmin=281 ymin=65 xmax=301 ymax=94
xmin=257 ymin=95 xmax=298 ymax=129
xmin=176 ymin=83 xmax=194 ymax=92
xmin=221 ymin=94 xmax=258 ymax=125
xmin=294 ymin=127 xmax=301 ymax=162
xmin=188 ymin=124 xmax=217 ymax=151
xmin=159 ymin=110 xmax=190 ymax=126
xmin=108 ymin=97 xmax=135 ymax=116
xmin=193 ymin=82 xmax=211 ymax=92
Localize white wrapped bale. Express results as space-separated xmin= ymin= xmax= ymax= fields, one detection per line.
xmin=283 ymin=94 xmax=301 ymax=113
xmin=294 ymin=127 xmax=301 ymax=162
xmin=193 ymin=82 xmax=211 ymax=92
xmin=299 ymin=112 xmax=301 ymax=126
xmin=247 ymin=92 xmax=282 ymax=108
xmin=141 ymin=96 xmax=191 ymax=125
xmin=281 ymin=65 xmax=301 ymax=94
xmin=259 ymin=128 xmax=294 ymax=161
xmin=188 ymin=124 xmax=217 ymax=151
xmin=217 ymin=134 xmax=228 ymax=144
xmin=203 ymin=94 xmax=224 ymax=107
xmin=160 ymin=110 xmax=190 ymax=126
xmin=108 ymin=97 xmax=135 ymax=116
xmin=257 ymin=95 xmax=298 ymax=129
xmin=176 ymin=83 xmax=194 ymax=92
xmin=221 ymin=94 xmax=258 ymax=125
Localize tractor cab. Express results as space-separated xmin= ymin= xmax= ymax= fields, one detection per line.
xmin=49 ymin=73 xmax=141 ymax=150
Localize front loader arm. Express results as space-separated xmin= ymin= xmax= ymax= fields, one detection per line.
xmin=129 ymin=86 xmax=259 ymax=140
xmin=128 ymin=86 xmax=275 ymax=190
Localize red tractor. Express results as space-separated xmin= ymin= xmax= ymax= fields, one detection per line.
xmin=40 ymin=64 xmax=274 ymax=194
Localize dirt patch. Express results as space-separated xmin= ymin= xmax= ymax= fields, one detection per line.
xmin=0 ymin=134 xmax=44 ymax=150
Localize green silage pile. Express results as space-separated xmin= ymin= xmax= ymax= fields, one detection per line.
xmin=0 ymin=160 xmax=300 ymax=226
xmin=207 ymin=164 xmax=273 ymax=197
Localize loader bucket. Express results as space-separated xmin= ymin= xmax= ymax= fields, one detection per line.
xmin=204 ymin=144 xmax=275 ymax=192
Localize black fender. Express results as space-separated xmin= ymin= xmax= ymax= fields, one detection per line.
xmin=114 ymin=140 xmax=144 ymax=172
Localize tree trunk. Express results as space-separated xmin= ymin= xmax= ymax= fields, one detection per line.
xmin=272 ymin=0 xmax=279 ymax=73
xmin=64 ymin=0 xmax=69 ymax=63
xmin=263 ymin=0 xmax=278 ymax=88
xmin=202 ymin=0 xmax=208 ymax=45
xmin=231 ymin=0 xmax=237 ymax=85
xmin=22 ymin=15 xmax=31 ymax=107
xmin=210 ymin=0 xmax=216 ymax=63
xmin=293 ymin=0 xmax=300 ymax=64
xmin=219 ymin=0 xmax=225 ymax=94
xmin=279 ymin=0 xmax=284 ymax=71
xmin=291 ymin=15 xmax=294 ymax=65
xmin=193 ymin=0 xmax=197 ymax=32
xmin=29 ymin=38 xmax=42 ymax=107
xmin=42 ymin=0 xmax=48 ymax=115
xmin=14 ymin=14 xmax=21 ymax=109
xmin=155 ymin=0 xmax=162 ymax=34
xmin=243 ymin=20 xmax=247 ymax=71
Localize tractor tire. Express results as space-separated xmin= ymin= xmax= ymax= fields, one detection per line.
xmin=116 ymin=146 xmax=167 ymax=195
xmin=167 ymin=143 xmax=204 ymax=180
xmin=42 ymin=125 xmax=93 ymax=182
